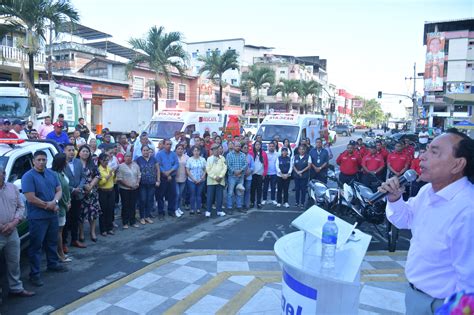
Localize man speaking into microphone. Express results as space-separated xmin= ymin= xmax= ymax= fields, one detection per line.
xmin=379 ymin=128 xmax=474 ymax=315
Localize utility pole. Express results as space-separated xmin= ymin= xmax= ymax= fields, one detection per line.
xmin=412 ymin=63 xmax=417 ymax=132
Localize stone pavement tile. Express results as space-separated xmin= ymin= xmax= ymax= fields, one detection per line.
xmin=97 ymin=305 xmax=139 ymax=315
xmin=127 ymin=273 xmax=162 ymax=289
xmin=115 ymin=290 xmax=167 ymax=314
xmin=185 ymin=260 xmax=218 ymax=273
xmin=217 ymin=254 xmax=249 ymax=261
xmin=172 ymin=283 xmax=200 ymax=300
xmin=359 ymin=285 xmax=405 ymax=314
xmin=185 ymin=295 xmax=228 ymax=314
xmin=100 ymin=285 xmax=138 ymax=304
xmin=359 ymin=303 xmax=404 ymax=315
xmin=361 ymin=261 xmax=376 ymax=270
xmin=396 ymin=261 xmax=406 ymax=267
xmin=189 ymin=255 xmax=217 ymax=261
xmin=217 ymin=261 xmax=250 ymax=273
xmin=166 ymin=265 xmax=208 ymax=283
xmin=173 ymin=257 xmax=191 ymax=265
xmin=248 ymin=261 xmax=282 ymax=271
xmin=266 ymin=282 xmax=282 ymax=291
xmin=143 ymin=276 xmax=190 ymax=297
xmin=69 ymin=300 xmax=111 ymax=315
xmin=146 ymin=298 xmax=179 ymax=315
xmin=358 ymin=308 xmax=383 ymax=315
xmin=364 ymin=256 xmax=394 ymax=262
xmin=246 ymin=255 xmax=278 ymax=262
xmin=369 ymin=261 xmax=405 ymax=270
xmin=150 ymin=262 xmax=181 ymax=276
xmin=229 ymin=275 xmax=255 ymax=286
xmin=366 ymin=281 xmax=408 ymax=294
xmin=194 ymin=273 xmax=215 ymax=285
xmin=209 ymin=279 xmax=245 ymax=300
xmin=238 ymin=286 xmax=281 ymax=314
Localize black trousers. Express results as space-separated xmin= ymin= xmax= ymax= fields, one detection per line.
xmin=339 ymin=173 xmax=357 ymax=186
xmin=63 ymin=198 xmax=81 ymax=244
xmin=99 ymin=189 xmax=115 ymax=233
xmin=120 ymin=188 xmax=138 ymax=225
xmin=277 ymin=177 xmax=290 ymax=204
xmin=250 ymin=174 xmax=263 ymax=205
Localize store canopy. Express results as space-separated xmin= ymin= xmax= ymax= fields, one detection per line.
xmin=443 ymin=93 xmax=474 ymax=105
xmin=63 ymin=23 xmax=112 ymax=40
xmin=454 ymin=120 xmax=474 ymax=129
xmin=85 ymin=41 xmax=146 ymax=60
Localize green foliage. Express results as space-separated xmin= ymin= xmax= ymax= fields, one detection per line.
xmin=355 ymin=98 xmax=385 ymax=125
xmin=300 ymin=80 xmax=322 ymax=113
xmin=241 ymin=64 xmax=275 ymax=101
xmin=127 ymin=25 xmax=188 ymax=104
xmin=273 ymin=79 xmax=300 ymax=111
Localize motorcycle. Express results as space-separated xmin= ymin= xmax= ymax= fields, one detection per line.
xmin=307 ymin=171 xmax=400 ymax=252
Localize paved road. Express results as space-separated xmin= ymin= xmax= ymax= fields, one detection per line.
xmin=0 ymin=130 xmax=410 ymax=314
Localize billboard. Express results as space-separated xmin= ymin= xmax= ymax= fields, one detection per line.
xmin=446 ymin=82 xmax=465 ymax=94
xmin=352 ymin=99 xmax=364 ymax=108
xmin=424 ymin=32 xmax=445 ymax=92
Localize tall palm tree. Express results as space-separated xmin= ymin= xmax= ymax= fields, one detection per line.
xmin=241 ymin=65 xmax=275 ymax=125
xmin=300 ymin=80 xmax=322 ymax=114
xmin=198 ymin=49 xmax=239 ymax=111
xmin=0 ymin=0 xmax=79 ymax=84
xmin=128 ymin=26 xmax=188 ymax=110
xmin=274 ymin=79 xmax=300 ymax=113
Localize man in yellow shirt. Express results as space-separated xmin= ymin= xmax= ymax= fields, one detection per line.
xmin=205 ymin=144 xmax=227 ymax=218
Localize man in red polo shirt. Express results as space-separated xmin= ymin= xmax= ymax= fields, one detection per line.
xmin=387 ymin=142 xmax=410 ymax=177
xmin=336 ymin=141 xmax=361 ymax=185
xmin=356 ymin=138 xmax=368 ymax=159
xmin=376 ymin=141 xmax=389 ymax=161
xmin=0 ymin=119 xmax=19 ymax=139
xmin=361 ymin=144 xmax=386 ymax=191
xmin=402 ymin=138 xmax=415 ymax=162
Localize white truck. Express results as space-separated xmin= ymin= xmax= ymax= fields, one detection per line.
xmin=101 ymin=98 xmax=154 ymax=135
xmin=0 ymin=81 xmax=85 ymax=133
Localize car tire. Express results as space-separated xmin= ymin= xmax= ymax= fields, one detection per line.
xmin=342 ymin=131 xmax=348 ymax=136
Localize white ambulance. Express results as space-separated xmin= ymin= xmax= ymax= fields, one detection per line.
xmin=144 ymin=110 xmax=231 ymax=144
xmin=255 ymin=113 xmax=326 ymax=149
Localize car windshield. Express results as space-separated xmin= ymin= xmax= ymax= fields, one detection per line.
xmin=0 ymin=96 xmax=30 ymax=118
xmin=256 ymin=125 xmax=300 ymax=143
xmin=145 ymin=121 xmax=184 ymax=139
xmin=0 ymin=156 xmax=8 ymax=171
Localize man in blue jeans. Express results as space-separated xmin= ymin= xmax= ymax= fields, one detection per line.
xmin=156 ymin=139 xmax=179 ymax=218
xmin=22 ymin=151 xmax=68 ymax=287
xmin=263 ymin=142 xmax=278 ymax=205
xmin=226 ymin=141 xmax=247 ymax=214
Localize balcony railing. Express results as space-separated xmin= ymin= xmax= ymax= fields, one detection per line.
xmin=1 ymin=45 xmax=45 ymax=65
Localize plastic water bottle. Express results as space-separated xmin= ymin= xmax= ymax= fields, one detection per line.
xmin=321 ymin=215 xmax=338 ymax=270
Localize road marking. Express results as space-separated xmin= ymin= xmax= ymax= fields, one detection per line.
xmin=78 ymin=271 xmax=127 ymax=293
xmin=184 ymin=231 xmax=210 ymax=243
xmin=216 ymin=218 xmax=238 ymax=227
xmin=27 ymin=305 xmax=55 ymax=315
xmin=258 ymin=230 xmax=280 ymax=242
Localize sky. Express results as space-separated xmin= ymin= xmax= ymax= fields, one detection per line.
xmin=71 ymin=0 xmax=473 ymax=118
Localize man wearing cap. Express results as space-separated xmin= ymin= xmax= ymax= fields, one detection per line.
xmin=11 ymin=119 xmax=28 ymax=140
xmin=57 ymin=114 xmax=69 ymax=132
xmin=336 ymin=141 xmax=361 ymax=185
xmin=46 ymin=122 xmax=69 ymax=145
xmin=361 ymin=144 xmax=386 ymax=191
xmin=0 ymin=119 xmax=19 ymax=139
xmin=38 ymin=116 xmax=54 ymax=140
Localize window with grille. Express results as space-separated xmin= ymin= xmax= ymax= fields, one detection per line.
xmin=148 ymin=80 xmax=155 ymax=99
xmin=133 ymin=77 xmax=145 ymax=98
xmin=167 ymin=82 xmax=175 ymax=99
xmin=178 ymin=84 xmax=186 ymax=101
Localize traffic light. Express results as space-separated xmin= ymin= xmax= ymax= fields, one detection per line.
xmin=377 ymin=91 xmax=383 ymax=99
xmin=330 ymin=102 xmax=335 ymax=112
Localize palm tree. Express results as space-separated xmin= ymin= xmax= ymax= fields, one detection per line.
xmin=300 ymin=80 xmax=322 ymax=114
xmin=241 ymin=65 xmax=275 ymax=125
xmin=274 ymin=79 xmax=300 ymax=112
xmin=0 ymin=0 xmax=80 ymax=84
xmin=198 ymin=49 xmax=239 ymax=111
xmin=128 ymin=26 xmax=188 ymax=110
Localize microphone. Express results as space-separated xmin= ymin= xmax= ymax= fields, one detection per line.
xmin=368 ymin=169 xmax=418 ymax=203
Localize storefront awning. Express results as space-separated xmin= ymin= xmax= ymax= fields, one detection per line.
xmin=443 ymin=94 xmax=474 ymax=105
xmin=64 ymin=23 xmax=112 ymax=40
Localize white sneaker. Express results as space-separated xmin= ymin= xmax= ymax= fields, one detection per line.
xmin=205 ymin=211 xmax=211 ymax=218
xmin=217 ymin=211 xmax=226 ymax=217
xmin=175 ymin=210 xmax=182 ymax=218
xmin=283 ymin=202 xmax=290 ymax=208
xmin=276 ymin=203 xmax=281 ymax=207
xmin=261 ymin=200 xmax=267 ymax=205
xmin=271 ymin=200 xmax=278 ymax=205
xmin=177 ymin=208 xmax=184 ymax=215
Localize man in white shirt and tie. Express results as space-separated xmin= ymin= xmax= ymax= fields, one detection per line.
xmin=379 ymin=128 xmax=474 ymax=315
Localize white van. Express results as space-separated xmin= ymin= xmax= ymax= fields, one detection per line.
xmin=255 ymin=113 xmax=325 ymax=148
xmin=144 ymin=110 xmax=231 ymax=143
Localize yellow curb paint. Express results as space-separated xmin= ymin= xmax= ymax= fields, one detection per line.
xmin=362 ymin=276 xmax=407 ymax=282
xmin=51 ymin=250 xmax=276 ymax=315
xmin=361 ymin=269 xmax=404 ymax=275
xmin=365 ymin=251 xmax=408 ymax=256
